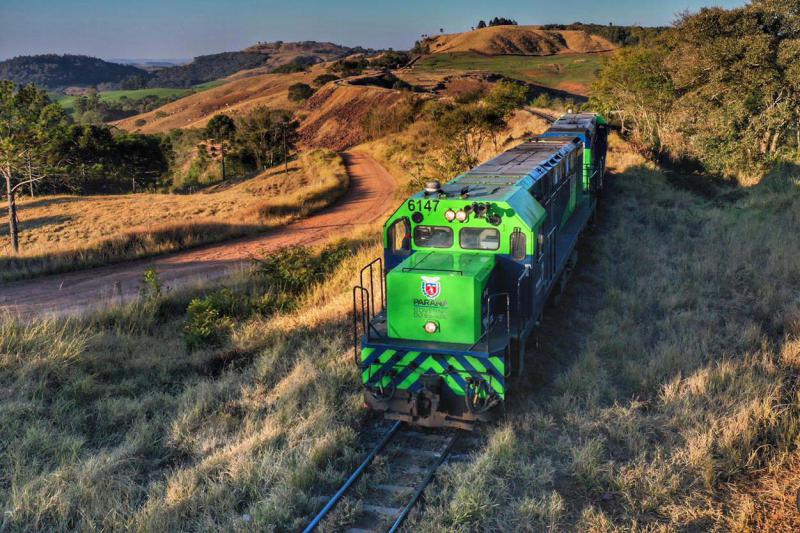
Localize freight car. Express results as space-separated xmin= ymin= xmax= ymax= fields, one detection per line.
xmin=353 ymin=113 xmax=608 ymax=429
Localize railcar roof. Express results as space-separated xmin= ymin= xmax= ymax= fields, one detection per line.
xmin=544 ymin=113 xmax=605 ymax=136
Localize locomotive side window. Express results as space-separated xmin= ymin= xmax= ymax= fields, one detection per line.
xmin=460 ymin=228 xmax=500 ymax=250
xmin=510 ymin=229 xmax=526 ymax=260
xmin=388 ymin=217 xmax=411 ymax=254
xmin=414 ymin=225 xmax=453 ymax=248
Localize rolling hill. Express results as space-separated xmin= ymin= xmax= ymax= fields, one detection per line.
xmin=243 ymin=40 xmax=367 ymax=72
xmin=0 ymin=54 xmax=146 ymax=89
xmin=1 ymin=42 xmax=365 ymax=91
xmin=421 ymin=26 xmax=617 ymax=55
xmin=113 ymin=64 xmax=329 ymax=133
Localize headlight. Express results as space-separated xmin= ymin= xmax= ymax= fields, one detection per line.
xmin=455 ymin=210 xmax=468 ymax=222
xmin=424 ymin=321 xmax=438 ymax=334
xmin=444 ymin=209 xmax=456 ymax=222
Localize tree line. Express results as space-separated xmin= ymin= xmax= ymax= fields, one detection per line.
xmin=1 ymin=81 xmax=301 ymax=253
xmin=591 ymin=0 xmax=800 ymax=177
xmin=0 ymin=52 xmax=271 ymax=91
xmin=72 ymin=92 xmax=186 ymax=123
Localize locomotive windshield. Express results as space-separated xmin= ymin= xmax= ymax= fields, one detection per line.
xmin=460 ymin=228 xmax=500 ymax=250
xmin=414 ymin=225 xmax=453 ymax=248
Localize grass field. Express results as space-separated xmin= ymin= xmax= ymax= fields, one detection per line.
xmin=56 ymin=81 xmax=225 ymax=115
xmin=416 ymin=52 xmax=608 ymax=95
xmin=0 ymin=149 xmax=349 ymax=281
xmin=1 ymin=136 xmax=798 ymax=530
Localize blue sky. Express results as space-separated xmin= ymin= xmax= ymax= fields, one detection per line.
xmin=0 ymin=0 xmax=747 ymax=60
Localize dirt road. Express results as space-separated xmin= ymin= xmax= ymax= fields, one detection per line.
xmin=0 ymin=151 xmax=398 ymax=318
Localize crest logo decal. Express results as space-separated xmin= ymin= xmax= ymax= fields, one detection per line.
xmin=421 ymin=276 xmax=441 ymax=299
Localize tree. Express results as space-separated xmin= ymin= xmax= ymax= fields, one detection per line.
xmin=477 ymin=20 xmax=487 ymax=29
xmin=591 ymin=45 xmax=675 ymax=157
xmin=0 ymin=81 xmax=68 ymax=253
xmin=370 ymin=51 xmax=412 ymax=70
xmin=485 ymin=79 xmax=529 ymax=117
xmin=488 ymin=17 xmax=518 ymax=27
xmin=429 ymin=102 xmax=507 ymax=176
xmin=236 ymin=106 xmax=298 ymax=170
xmin=275 ymin=114 xmax=300 ymax=173
xmin=288 ymin=83 xmax=315 ymax=102
xmin=592 ymin=2 xmax=800 ymax=175
xmin=205 ymin=114 xmax=236 ymax=180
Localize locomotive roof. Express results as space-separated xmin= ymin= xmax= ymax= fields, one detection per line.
xmin=417 ymin=136 xmax=580 ymax=203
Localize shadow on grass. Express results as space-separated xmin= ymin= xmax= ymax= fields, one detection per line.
xmin=0 ymin=221 xmax=271 ymax=282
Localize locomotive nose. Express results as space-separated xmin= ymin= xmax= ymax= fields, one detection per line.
xmin=386 ymin=252 xmax=495 ymax=344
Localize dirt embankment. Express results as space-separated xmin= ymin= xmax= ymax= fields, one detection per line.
xmin=424 ymin=26 xmax=616 ymax=56
xmin=298 ymin=82 xmax=410 ymax=151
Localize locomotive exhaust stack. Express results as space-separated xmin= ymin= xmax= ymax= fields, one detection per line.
xmin=353 ymin=113 xmax=609 ymax=430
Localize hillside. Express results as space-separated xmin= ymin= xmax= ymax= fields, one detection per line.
xmin=0 ymin=41 xmax=363 ymax=91
xmin=422 ymin=26 xmax=617 ymax=56
xmin=113 ymin=65 xmax=327 ymax=133
xmin=243 ymin=40 xmax=365 ymax=71
xmin=0 ymin=54 xmax=146 ymax=89
xmin=146 ymin=52 xmax=271 ymax=88
xmin=299 ymin=81 xmax=412 ymax=150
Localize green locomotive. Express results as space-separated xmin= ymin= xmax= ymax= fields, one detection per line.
xmin=353 ymin=113 xmax=608 ymax=429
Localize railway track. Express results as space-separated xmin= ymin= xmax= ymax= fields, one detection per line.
xmin=304 ymin=422 xmax=481 ymax=532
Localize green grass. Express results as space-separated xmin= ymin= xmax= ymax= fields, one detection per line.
xmin=56 ymin=81 xmax=226 ymax=115
xmin=417 ymin=52 xmax=607 ymax=94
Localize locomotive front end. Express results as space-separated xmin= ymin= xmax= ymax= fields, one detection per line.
xmin=386 ymin=252 xmax=494 ymax=345
xmin=354 ymin=192 xmax=524 ymax=430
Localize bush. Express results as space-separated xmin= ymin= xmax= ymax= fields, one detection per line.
xmin=330 ymin=58 xmax=369 ymax=77
xmin=370 ymin=51 xmax=411 ymax=70
xmin=184 ymin=291 xmax=235 ymax=349
xmin=360 ymin=96 xmax=423 ymax=140
xmin=485 ymin=79 xmax=529 ymax=116
xmin=313 ymin=74 xmax=338 ymax=87
xmin=134 ymin=118 xmax=146 ymax=127
xmin=255 ymin=244 xmax=354 ymax=293
xmin=288 ymin=83 xmax=315 ymax=102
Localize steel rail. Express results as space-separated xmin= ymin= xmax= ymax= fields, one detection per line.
xmin=303 ymin=421 xmax=403 ymax=533
xmin=387 ymin=432 xmax=458 ymax=533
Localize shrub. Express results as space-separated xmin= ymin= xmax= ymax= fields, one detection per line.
xmin=140 ymin=268 xmax=162 ymax=300
xmin=312 ymin=73 xmax=338 ymax=87
xmin=288 ymin=83 xmax=315 ymax=102
xmin=184 ymin=292 xmax=235 ymax=349
xmin=134 ymin=118 xmax=146 ymax=127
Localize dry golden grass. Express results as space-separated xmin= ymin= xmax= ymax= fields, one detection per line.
xmin=299 ymin=83 xmax=411 ymax=151
xmin=0 ymin=231 xmax=383 ymax=531
xmin=113 ymin=64 xmax=329 ymax=134
xmin=424 ymin=26 xmax=616 ymax=56
xmin=0 ymin=149 xmax=349 ymax=281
